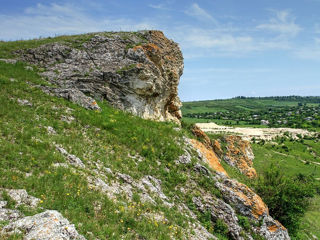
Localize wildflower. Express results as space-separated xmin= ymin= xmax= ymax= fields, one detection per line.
xmin=120 ymin=219 xmax=123 ymax=223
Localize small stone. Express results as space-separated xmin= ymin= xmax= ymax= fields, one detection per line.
xmin=104 ymin=168 xmax=113 ymax=175
xmin=17 ymin=99 xmax=32 ymax=107
xmin=55 ymin=145 xmax=85 ymax=168
xmin=4 ymin=189 xmax=40 ymax=208
xmin=46 ymin=126 xmax=57 ymax=135
xmin=24 ymin=66 xmax=33 ymax=71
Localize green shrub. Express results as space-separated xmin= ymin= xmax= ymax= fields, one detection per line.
xmin=237 ymin=215 xmax=250 ymax=231
xmin=253 ymin=165 xmax=317 ymax=237
xmin=214 ymin=219 xmax=228 ymax=235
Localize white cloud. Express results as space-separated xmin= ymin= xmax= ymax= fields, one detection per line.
xmin=0 ymin=3 xmax=157 ymax=41
xmin=256 ymin=10 xmax=302 ymax=37
xmin=169 ymin=26 xmax=292 ymax=58
xmin=184 ymin=3 xmax=217 ymax=23
xmin=149 ymin=4 xmax=171 ymax=10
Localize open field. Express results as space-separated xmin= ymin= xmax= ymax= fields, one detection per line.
xmin=196 ymin=122 xmax=316 ymax=141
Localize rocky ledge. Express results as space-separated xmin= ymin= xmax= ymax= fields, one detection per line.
xmin=18 ymin=31 xmax=183 ymax=123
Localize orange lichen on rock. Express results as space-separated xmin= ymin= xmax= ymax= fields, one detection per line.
xmin=268 ymin=225 xmax=279 ymax=233
xmin=232 ymin=182 xmax=268 ymax=219
xmin=191 ymin=125 xmax=212 ymax=148
xmin=212 ymin=139 xmax=223 ymax=157
xmin=142 ymin=43 xmax=160 ymax=52
xmin=190 ymin=139 xmax=228 ymax=176
xmin=224 ymin=136 xmax=257 ymax=178
xmin=132 ymin=45 xmax=143 ymax=51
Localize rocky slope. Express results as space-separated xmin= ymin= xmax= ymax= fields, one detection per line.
xmin=0 ymin=31 xmax=290 ymax=239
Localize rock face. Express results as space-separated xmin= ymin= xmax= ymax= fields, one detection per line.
xmin=19 ymin=31 xmax=183 ymax=123
xmin=187 ymin=134 xmax=290 ymax=239
xmin=222 ymin=136 xmax=257 ymax=178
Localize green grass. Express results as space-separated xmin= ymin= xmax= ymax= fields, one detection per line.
xmin=252 ymin=141 xmax=320 ymax=178
xmin=0 ymin=60 xmax=190 ymax=239
xmin=0 ymin=31 xmax=147 ymax=59
xmin=297 ymin=195 xmax=320 ymax=239
xmin=0 ymin=60 xmax=229 ymax=239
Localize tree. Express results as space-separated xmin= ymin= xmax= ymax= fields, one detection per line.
xmin=253 ymin=165 xmax=317 ymax=236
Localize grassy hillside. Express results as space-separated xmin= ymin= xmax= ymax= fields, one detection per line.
xmin=1 ymin=35 xmax=318 ymax=239
xmin=0 ymin=60 xmax=200 ymax=239
xmin=182 ymin=97 xmax=320 ymax=130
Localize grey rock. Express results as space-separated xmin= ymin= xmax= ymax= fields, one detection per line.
xmin=189 ymin=222 xmax=217 ymax=240
xmin=0 ymin=209 xmax=21 ymax=222
xmin=214 ymin=173 xmax=290 ymax=239
xmin=61 ymin=115 xmax=75 ymax=123
xmin=192 ymin=196 xmax=244 ymax=240
xmin=19 ymin=31 xmax=183 ymax=123
xmin=46 ymin=126 xmax=57 ymax=135
xmin=117 ymin=173 xmax=134 ymax=184
xmin=175 ymin=150 xmax=192 ymax=164
xmin=0 ymin=189 xmax=40 ymax=208
xmin=42 ymin=87 xmax=101 ymax=111
xmin=1 ymin=210 xmax=85 ymax=240
xmin=0 ymin=59 xmax=17 ymax=64
xmin=104 ymin=167 xmax=113 ymax=175
xmin=55 ymin=145 xmax=85 ymax=168
xmin=17 ymin=98 xmax=32 ymax=107
xmin=194 ymin=164 xmax=210 ymax=176
xmin=257 ymin=215 xmax=291 ymax=240
xmin=0 ymin=201 xmax=7 ymax=208
xmin=24 ymin=66 xmax=33 ymax=71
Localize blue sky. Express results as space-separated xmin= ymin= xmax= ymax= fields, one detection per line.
xmin=1 ymin=0 xmax=320 ymax=101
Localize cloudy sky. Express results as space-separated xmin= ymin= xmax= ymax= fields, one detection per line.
xmin=1 ymin=0 xmax=320 ymax=101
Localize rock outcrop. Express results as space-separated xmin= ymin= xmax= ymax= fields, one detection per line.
xmin=0 ymin=189 xmax=84 ymax=240
xmin=187 ymin=132 xmax=290 ymax=239
xmin=222 ymin=136 xmax=257 ymax=178
xmin=19 ymin=31 xmax=183 ymax=123
xmin=2 ymin=210 xmax=85 ymax=240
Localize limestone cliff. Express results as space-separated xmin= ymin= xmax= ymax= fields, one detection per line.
xmin=19 ymin=31 xmax=183 ymax=123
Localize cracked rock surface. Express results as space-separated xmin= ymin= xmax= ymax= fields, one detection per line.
xmin=19 ymin=31 xmax=183 ymax=123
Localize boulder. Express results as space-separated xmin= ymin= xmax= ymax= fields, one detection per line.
xmin=19 ymin=31 xmax=183 ymax=123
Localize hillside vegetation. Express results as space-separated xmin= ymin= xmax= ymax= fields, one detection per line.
xmin=208 ymin=129 xmax=320 ymax=239
xmin=182 ymin=97 xmax=320 ymax=130
xmin=0 ymin=50 xmax=277 ymax=239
